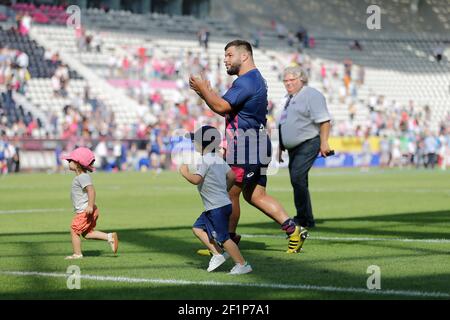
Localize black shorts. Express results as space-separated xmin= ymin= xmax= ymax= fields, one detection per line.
xmin=230 ymin=164 xmax=268 ymax=188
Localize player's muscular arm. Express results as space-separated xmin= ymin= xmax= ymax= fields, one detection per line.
xmin=200 ymin=89 xmax=233 ymax=116
xmin=189 ymin=76 xmax=232 ymax=116
xmin=179 ymin=164 xmax=204 ymax=185
xmin=85 ymin=185 xmax=96 ymax=215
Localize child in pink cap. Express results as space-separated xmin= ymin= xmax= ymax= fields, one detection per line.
xmin=62 ymin=147 xmax=119 ymax=259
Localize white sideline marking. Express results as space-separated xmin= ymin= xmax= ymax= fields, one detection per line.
xmin=270 ymin=187 xmax=450 ymax=194
xmin=1 ymin=271 xmax=448 ymax=298
xmin=241 ymin=234 xmax=450 ymax=244
xmin=0 ymin=208 xmax=65 ymax=215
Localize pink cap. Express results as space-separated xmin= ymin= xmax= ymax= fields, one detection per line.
xmin=62 ymin=147 xmax=95 ymax=171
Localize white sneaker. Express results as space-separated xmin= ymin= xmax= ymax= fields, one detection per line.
xmin=229 ymin=262 xmax=252 ymax=275
xmin=108 ymin=232 xmax=119 ymax=254
xmin=65 ymin=254 xmax=83 ymax=260
xmin=207 ymin=254 xmax=227 ymax=272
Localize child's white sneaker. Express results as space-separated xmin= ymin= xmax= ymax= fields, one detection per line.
xmin=65 ymin=254 xmax=83 ymax=260
xmin=108 ymin=232 xmax=119 ymax=254
xmin=229 ymin=262 xmax=252 ymax=275
xmin=207 ymin=254 xmax=227 ymax=272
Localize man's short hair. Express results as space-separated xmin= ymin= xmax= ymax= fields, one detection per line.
xmin=283 ymin=66 xmax=308 ymax=85
xmin=225 ymin=40 xmax=253 ymax=56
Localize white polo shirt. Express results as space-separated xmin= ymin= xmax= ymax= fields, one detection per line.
xmin=278 ymin=86 xmax=331 ymax=149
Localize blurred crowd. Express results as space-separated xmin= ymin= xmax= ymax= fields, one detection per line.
xmin=268 ymin=49 xmax=450 ymax=170
xmin=0 ymin=45 xmax=30 ymax=95
xmin=0 ymin=20 xmax=448 ymax=172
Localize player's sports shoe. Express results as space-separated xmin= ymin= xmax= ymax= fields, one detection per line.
xmin=207 ymin=254 xmax=227 ymax=272
xmin=65 ymin=254 xmax=83 ymax=260
xmin=108 ymin=232 xmax=119 ymax=254
xmin=229 ymin=262 xmax=252 ymax=275
xmin=286 ymin=226 xmax=308 ymax=253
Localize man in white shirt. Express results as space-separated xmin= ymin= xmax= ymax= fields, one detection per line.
xmin=278 ymin=66 xmax=332 ymax=228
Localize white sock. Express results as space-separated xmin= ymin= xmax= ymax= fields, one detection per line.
xmin=107 ymin=233 xmax=113 ymax=242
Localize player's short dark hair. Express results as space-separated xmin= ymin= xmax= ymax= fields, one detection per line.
xmin=225 ymin=40 xmax=253 ymax=56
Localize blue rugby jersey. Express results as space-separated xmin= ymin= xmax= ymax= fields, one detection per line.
xmin=222 ymin=69 xmax=272 ymax=166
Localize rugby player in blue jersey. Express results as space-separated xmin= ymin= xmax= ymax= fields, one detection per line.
xmin=189 ymin=40 xmax=308 ymax=253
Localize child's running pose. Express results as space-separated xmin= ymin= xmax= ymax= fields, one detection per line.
xmin=180 ymin=125 xmax=252 ymax=274
xmin=63 ymin=147 xmax=119 ymax=259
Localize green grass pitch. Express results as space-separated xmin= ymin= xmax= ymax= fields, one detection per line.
xmin=0 ymin=168 xmax=449 ymax=299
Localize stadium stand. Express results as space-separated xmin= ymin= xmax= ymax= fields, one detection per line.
xmin=0 ymin=1 xmax=448 ymax=171
xmin=213 ymin=0 xmax=450 ymax=39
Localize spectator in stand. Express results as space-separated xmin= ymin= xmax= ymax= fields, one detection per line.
xmin=357 ymin=66 xmax=365 ymax=86
xmin=113 ymin=141 xmax=122 ymax=171
xmin=252 ymin=31 xmax=261 ymax=49
xmin=0 ymin=131 xmax=6 ymax=174
xmin=287 ymin=32 xmax=296 ymax=48
xmin=19 ymin=12 xmax=31 ymax=36
xmin=51 ymin=73 xmax=62 ymax=97
xmin=92 ymin=32 xmax=103 ymax=53
xmin=424 ymin=131 xmax=438 ymax=169
xmin=295 ymin=26 xmax=306 ymax=45
xmin=85 ymin=33 xmax=93 ymax=52
xmin=343 ymin=58 xmax=352 ymax=79
xmin=4 ymin=137 xmax=17 ymax=173
xmin=275 ymin=21 xmax=287 ymax=39
xmin=433 ymin=44 xmax=444 ymax=63
xmin=350 ymin=40 xmax=363 ymax=51
xmin=95 ymin=136 xmax=108 ymax=170
xmin=308 ymin=35 xmax=315 ymax=49
xmin=320 ymin=63 xmax=326 ymax=82
xmin=197 ymin=28 xmax=210 ymax=50
xmin=75 ymin=26 xmax=86 ymax=52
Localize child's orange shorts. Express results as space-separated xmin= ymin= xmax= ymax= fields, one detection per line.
xmin=71 ymin=206 xmax=99 ymax=236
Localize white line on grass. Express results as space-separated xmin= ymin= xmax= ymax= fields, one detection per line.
xmin=241 ymin=234 xmax=450 ymax=244
xmin=270 ymin=187 xmax=450 ymax=194
xmin=145 ymin=186 xmax=450 ymax=194
xmin=1 ymin=271 xmax=448 ymax=298
xmin=0 ymin=208 xmax=66 ymax=215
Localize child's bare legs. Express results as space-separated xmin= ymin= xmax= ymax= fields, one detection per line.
xmin=84 ymin=231 xmax=108 ymax=241
xmin=70 ymin=229 xmax=82 ymax=255
xmin=222 ymin=239 xmax=245 ymax=265
xmin=192 ymin=228 xmax=222 ymax=255
xmin=85 ymin=231 xmax=119 ymax=254
xmin=70 ymin=230 xmax=108 ymax=255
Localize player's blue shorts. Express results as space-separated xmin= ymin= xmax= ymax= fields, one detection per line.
xmin=193 ymin=204 xmax=232 ymax=246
